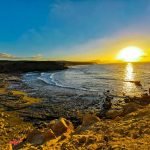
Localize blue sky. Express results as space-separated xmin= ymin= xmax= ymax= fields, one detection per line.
xmin=0 ymin=0 xmax=150 ymax=61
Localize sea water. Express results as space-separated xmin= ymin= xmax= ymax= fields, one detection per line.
xmin=23 ymin=63 xmax=150 ymax=97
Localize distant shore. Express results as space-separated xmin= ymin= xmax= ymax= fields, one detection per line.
xmin=0 ymin=60 xmax=95 ymax=73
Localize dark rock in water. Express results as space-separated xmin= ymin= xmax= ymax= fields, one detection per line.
xmin=134 ymin=81 xmax=142 ymax=86
xmin=127 ymin=81 xmax=142 ymax=86
xmin=0 ymin=61 xmax=68 ymax=73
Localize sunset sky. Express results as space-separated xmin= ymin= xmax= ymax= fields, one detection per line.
xmin=0 ymin=0 xmax=150 ymax=62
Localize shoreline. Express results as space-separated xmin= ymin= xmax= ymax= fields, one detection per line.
xmin=8 ymin=73 xmax=103 ymax=126
xmin=0 ymin=73 xmax=150 ymax=149
xmin=2 ymin=73 xmax=103 ymax=127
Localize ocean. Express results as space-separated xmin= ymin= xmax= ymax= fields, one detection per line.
xmin=23 ymin=63 xmax=150 ymax=97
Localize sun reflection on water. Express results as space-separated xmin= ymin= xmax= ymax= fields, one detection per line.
xmin=125 ymin=63 xmax=134 ymax=81
xmin=123 ymin=63 xmax=135 ymax=94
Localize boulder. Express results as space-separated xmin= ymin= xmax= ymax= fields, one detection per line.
xmin=106 ymin=109 xmax=123 ymax=119
xmin=82 ymin=114 xmax=100 ymax=126
xmin=42 ymin=129 xmax=56 ymax=141
xmin=26 ymin=130 xmax=45 ymax=145
xmin=49 ymin=118 xmax=74 ymax=136
xmin=26 ymin=129 xmax=56 ymax=145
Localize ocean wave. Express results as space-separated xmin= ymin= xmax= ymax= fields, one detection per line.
xmin=37 ymin=72 xmax=88 ymax=91
xmin=37 ymin=73 xmax=56 ymax=85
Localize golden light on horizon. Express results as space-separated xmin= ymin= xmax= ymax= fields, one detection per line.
xmin=117 ymin=46 xmax=144 ymax=62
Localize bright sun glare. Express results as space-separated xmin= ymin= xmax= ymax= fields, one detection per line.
xmin=117 ymin=46 xmax=144 ymax=62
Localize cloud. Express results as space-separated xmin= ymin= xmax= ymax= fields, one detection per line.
xmin=0 ymin=53 xmax=17 ymax=59
xmin=0 ymin=53 xmax=44 ymax=60
xmin=27 ymin=54 xmax=44 ymax=60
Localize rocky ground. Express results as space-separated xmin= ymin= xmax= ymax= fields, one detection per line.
xmin=0 ymin=74 xmax=150 ymax=149
xmin=9 ymin=102 xmax=150 ymax=150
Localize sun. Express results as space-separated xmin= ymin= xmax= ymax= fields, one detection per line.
xmin=117 ymin=46 xmax=144 ymax=62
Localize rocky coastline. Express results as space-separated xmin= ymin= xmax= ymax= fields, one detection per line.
xmin=0 ymin=73 xmax=150 ymax=149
